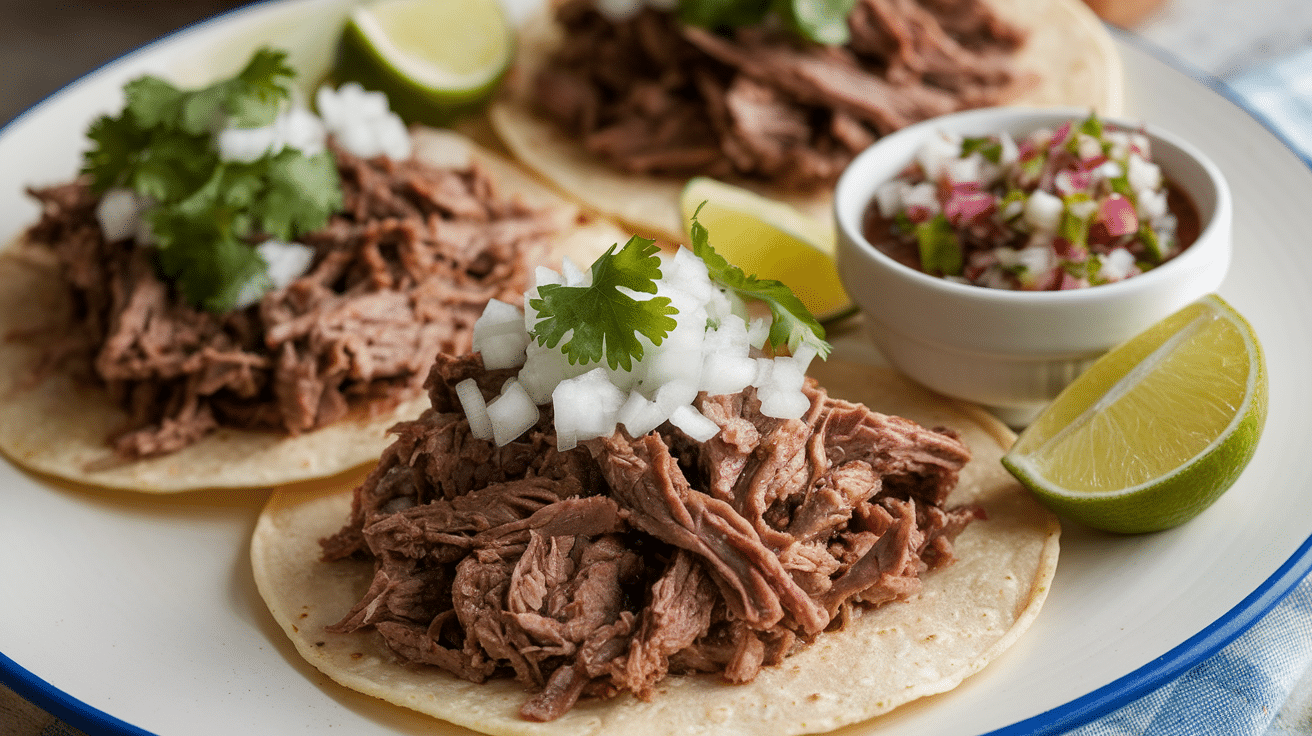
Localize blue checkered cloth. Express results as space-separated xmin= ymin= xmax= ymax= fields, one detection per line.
xmin=1068 ymin=47 xmax=1312 ymax=736
xmin=1226 ymin=46 xmax=1312 ymax=166
xmin=1070 ymin=579 xmax=1312 ymax=735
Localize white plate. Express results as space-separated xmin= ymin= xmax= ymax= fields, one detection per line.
xmin=2 ymin=4 xmax=1311 ymax=735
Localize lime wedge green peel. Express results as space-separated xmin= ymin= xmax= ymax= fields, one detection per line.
xmin=679 ymin=177 xmax=856 ymax=325
xmin=334 ymin=0 xmax=513 ymax=126
xmin=1003 ymin=294 xmax=1267 ymax=534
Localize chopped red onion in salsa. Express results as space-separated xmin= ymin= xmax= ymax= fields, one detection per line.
xmin=862 ymin=113 xmax=1200 ymax=290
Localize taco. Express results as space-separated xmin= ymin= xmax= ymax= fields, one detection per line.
xmin=0 ymin=120 xmax=625 ymax=493
xmin=489 ymin=0 xmax=1124 ymax=242
xmin=251 ymin=352 xmax=1059 ymax=734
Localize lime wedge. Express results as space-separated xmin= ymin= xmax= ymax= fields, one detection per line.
xmin=680 ymin=177 xmax=855 ymax=324
xmin=1002 ymin=294 xmax=1267 ymax=534
xmin=334 ymin=0 xmax=513 ymax=126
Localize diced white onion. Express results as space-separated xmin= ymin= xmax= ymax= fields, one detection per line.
xmin=654 ymin=378 xmax=699 ymax=415
xmin=751 ymin=356 xmax=773 ymax=388
xmin=560 ymin=256 xmax=588 ymax=286
xmin=789 ymin=342 xmax=820 ymax=373
xmin=1100 ymin=247 xmax=1137 ymax=281
xmin=746 ymin=318 xmax=770 ymax=349
xmin=278 ymin=107 xmax=328 ymax=157
xmin=998 ymin=132 xmax=1019 ymax=167
xmin=1066 ymin=197 xmax=1098 ymax=222
xmin=1023 ymin=190 xmax=1064 ymax=232
xmin=1097 ymin=161 xmax=1124 ymax=180
xmin=218 ymin=125 xmax=279 ymax=163
xmin=618 ymin=390 xmax=668 ymax=438
xmin=217 ymin=106 xmax=328 ymax=163
xmin=915 ymin=131 xmax=961 ymax=180
xmin=257 ymin=239 xmax=315 ymax=289
xmin=1105 ymin=130 xmax=1132 ymax=161
xmin=874 ymin=180 xmax=910 ymax=218
xmin=903 ymin=182 xmax=940 ymax=215
xmin=758 ymin=386 xmax=811 ymax=419
xmin=487 ymin=380 xmax=539 ymax=447
xmin=668 ymin=247 xmax=713 ymax=300
xmin=945 ymin=152 xmax=982 ymax=185
xmin=552 ymin=369 xmax=626 ymax=448
xmin=457 ymin=244 xmax=820 ymax=448
xmin=519 ymin=341 xmax=585 ymax=405
xmin=316 ymin=82 xmax=412 ymax=161
xmin=595 ymin=0 xmax=643 ymax=21
xmin=455 ymin=378 xmax=494 ymax=440
xmin=95 ymin=188 xmax=145 ymax=243
xmin=767 ymin=357 xmax=806 ymax=394
xmin=700 ymin=317 xmax=756 ymax=396
xmin=669 ymin=404 xmax=719 ymax=442
xmin=473 ymin=298 xmax=530 ymax=370
xmin=1016 ymin=245 xmax=1056 ymax=277
xmin=1127 ymin=153 xmax=1163 ymax=193
xmin=1137 ymin=188 xmax=1169 ymax=221
xmin=1076 ymin=133 xmax=1102 ymax=160
xmin=232 ymin=239 xmax=315 ymax=309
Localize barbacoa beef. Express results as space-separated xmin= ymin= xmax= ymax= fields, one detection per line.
xmin=322 ymin=353 xmax=983 ymax=721
xmin=530 ymin=0 xmax=1026 ymax=191
xmin=23 ymin=145 xmax=554 ymax=458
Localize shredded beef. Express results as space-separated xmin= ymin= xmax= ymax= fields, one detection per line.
xmin=529 ymin=0 xmax=1026 ymax=191
xmin=322 ymin=352 xmax=983 ymax=720
xmin=23 ymin=145 xmax=554 ymax=459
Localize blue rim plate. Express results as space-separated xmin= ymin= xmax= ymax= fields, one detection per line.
xmin=2 ymin=5 xmax=1312 ymax=735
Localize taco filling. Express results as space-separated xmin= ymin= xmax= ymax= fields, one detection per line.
xmin=319 ymin=349 xmax=980 ymax=721
xmin=311 ymin=225 xmax=985 ymax=722
xmin=525 ymin=0 xmax=1028 ymax=191
xmin=16 ymin=52 xmax=556 ymax=461
xmin=25 ymin=141 xmax=549 ymax=459
xmin=252 ymin=230 xmax=1058 ymax=731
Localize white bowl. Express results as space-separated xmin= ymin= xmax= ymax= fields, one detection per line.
xmin=834 ymin=106 xmax=1232 ymax=426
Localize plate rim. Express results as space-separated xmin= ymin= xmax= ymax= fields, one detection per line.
xmin=978 ymin=29 xmax=1312 ymax=733
xmin=2 ymin=9 xmax=1311 ymax=736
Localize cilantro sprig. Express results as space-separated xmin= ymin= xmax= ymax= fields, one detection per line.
xmin=678 ymin=0 xmax=859 ymax=46
xmin=530 ymin=236 xmax=679 ymax=371
xmin=82 ymin=48 xmax=342 ymax=312
xmin=689 ymin=204 xmax=832 ymax=358
xmin=528 ymin=209 xmax=831 ymax=373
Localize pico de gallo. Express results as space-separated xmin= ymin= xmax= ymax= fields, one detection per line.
xmin=862 ymin=113 xmax=1199 ymax=290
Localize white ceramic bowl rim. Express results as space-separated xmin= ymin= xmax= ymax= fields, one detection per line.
xmin=834 ymin=105 xmax=1232 ymax=307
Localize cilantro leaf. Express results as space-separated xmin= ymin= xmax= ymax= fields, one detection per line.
xmin=251 ymin=150 xmax=343 ymax=240
xmin=79 ymin=47 xmax=340 ymax=313
xmin=779 ymin=0 xmax=859 ymax=46
xmin=82 ymin=113 xmax=152 ymax=194
xmin=123 ymin=76 xmax=184 ymax=129
xmin=678 ymin=0 xmax=771 ymax=30
xmin=224 ymin=49 xmax=297 ymax=126
xmin=530 ymin=236 xmax=679 ymax=372
xmin=688 ymin=204 xmax=831 ymax=358
xmin=678 ymin=0 xmax=857 ymax=45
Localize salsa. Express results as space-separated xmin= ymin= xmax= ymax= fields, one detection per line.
xmin=861 ymin=114 xmax=1200 ymax=290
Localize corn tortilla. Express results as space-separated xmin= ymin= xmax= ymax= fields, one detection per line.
xmin=488 ymin=0 xmax=1124 ymax=243
xmin=0 ymin=128 xmax=628 ymax=493
xmin=250 ymin=360 xmax=1060 ymax=735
